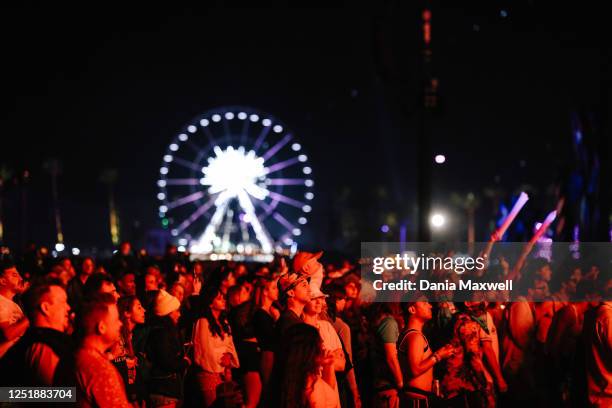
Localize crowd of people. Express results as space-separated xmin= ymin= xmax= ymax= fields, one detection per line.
xmin=0 ymin=241 xmax=610 ymax=407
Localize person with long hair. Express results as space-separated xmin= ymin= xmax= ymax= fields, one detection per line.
xmin=278 ymin=323 xmax=340 ymax=408
xmin=252 ymin=277 xmax=280 ymax=388
xmin=111 ymin=295 xmax=146 ymax=406
xmin=192 ymin=285 xmax=240 ymax=407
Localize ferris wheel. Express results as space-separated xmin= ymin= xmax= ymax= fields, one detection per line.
xmin=157 ymin=106 xmax=314 ymax=256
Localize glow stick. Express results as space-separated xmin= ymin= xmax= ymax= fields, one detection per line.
xmin=529 ymin=210 xmax=557 ymax=244
xmin=491 ymin=192 xmax=529 ymax=242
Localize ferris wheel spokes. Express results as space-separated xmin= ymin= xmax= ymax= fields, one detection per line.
xmin=262 ymin=134 xmax=292 ymax=161
xmin=167 ymin=191 xmax=205 ymax=210
xmin=266 ymin=178 xmax=307 ymax=186
xmin=173 ymin=195 xmax=217 ymax=237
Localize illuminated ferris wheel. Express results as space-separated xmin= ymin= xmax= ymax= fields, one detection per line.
xmin=157 ymin=106 xmax=314 ymax=256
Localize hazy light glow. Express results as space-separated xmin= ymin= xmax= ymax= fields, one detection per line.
xmin=305 ymin=179 xmax=314 ymax=187
xmin=381 ymin=224 xmax=390 ymax=233
xmin=200 ymin=119 xmax=209 ymax=127
xmin=298 ymin=154 xmax=307 ymax=162
xmin=157 ymin=193 xmax=166 ymax=200
xmin=273 ymin=125 xmax=283 ymax=133
xmin=163 ymin=155 xmax=173 ymax=163
xmin=303 ymin=167 xmax=312 ymax=175
xmin=201 ymin=146 xmax=269 ymax=200
xmin=188 ymin=125 xmax=197 ymax=133
xmin=178 ymin=134 xmax=188 ymax=141
xmin=430 ymin=213 xmax=446 ymax=228
xmin=169 ymin=143 xmax=178 ymax=151
xmin=434 ymin=154 xmax=446 ymax=164
xmin=262 ymin=118 xmax=272 ymax=127
xmin=72 ymin=247 xmax=80 ymax=256
xmin=212 ymin=114 xmax=221 ymax=122
xmin=55 ymin=243 xmax=65 ymax=252
xmin=298 ymin=217 xmax=307 ymax=225
xmin=238 ymin=112 xmax=247 ymax=120
xmin=249 ymin=114 xmax=259 ymax=122
xmin=291 ymin=143 xmax=301 ymax=151
xmin=225 ymin=112 xmax=235 ymax=120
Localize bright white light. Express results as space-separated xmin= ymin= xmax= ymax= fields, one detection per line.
xmin=305 ymin=179 xmax=314 ymax=187
xmin=292 ymin=228 xmax=301 ymax=236
xmin=160 ymin=167 xmax=168 ymax=175
xmin=188 ymin=125 xmax=197 ymax=133
xmin=298 ymin=217 xmax=307 ymax=225
xmin=298 ymin=154 xmax=307 ymax=162
xmin=430 ymin=213 xmax=446 ymax=229
xmin=212 ymin=114 xmax=221 ymax=122
xmin=55 ymin=243 xmax=65 ymax=252
xmin=292 ymin=143 xmax=301 ymax=151
xmin=303 ymin=167 xmax=312 ymax=175
xmin=159 ymin=205 xmax=168 ymax=213
xmin=72 ymin=247 xmax=80 ymax=256
xmin=199 ymin=178 xmax=206 ymax=185
xmin=163 ymin=155 xmax=173 ymax=163
xmin=225 ymin=112 xmax=235 ymax=120
xmin=169 ymin=143 xmax=178 ymax=151
xmin=200 ymin=119 xmax=209 ymax=127
xmin=179 ymin=133 xmax=188 ymax=141
xmin=434 ymin=154 xmax=446 ymax=164
xmin=273 ymin=125 xmax=283 ymax=133
xmin=178 ymin=238 xmax=188 ymax=246
xmin=262 ymin=118 xmax=272 ymax=127
xmin=200 ymin=146 xmax=269 ymax=200
xmin=157 ymin=180 xmax=167 ymax=187
xmin=305 ymin=192 xmax=314 ymax=200
xmin=249 ymin=114 xmax=259 ymax=122
xmin=238 ymin=112 xmax=247 ymax=120
xmin=171 ymin=229 xmax=178 ymax=236
xmin=177 ymin=246 xmax=186 ymax=252
xmin=284 ymin=238 xmax=294 ymax=245
xmin=302 ymin=205 xmax=312 ymax=213
xmin=157 ymin=192 xmax=166 ymax=200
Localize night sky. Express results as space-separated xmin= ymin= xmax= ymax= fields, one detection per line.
xmin=1 ymin=3 xmax=609 ymax=256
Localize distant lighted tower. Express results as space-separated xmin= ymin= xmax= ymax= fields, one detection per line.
xmin=422 ymin=7 xmax=439 ymax=110
xmin=417 ymin=3 xmax=440 ymax=241
xmin=157 ymin=106 xmax=314 ymax=256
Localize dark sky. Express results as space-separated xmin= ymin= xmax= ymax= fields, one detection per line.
xmin=1 ymin=3 xmax=609 ymax=255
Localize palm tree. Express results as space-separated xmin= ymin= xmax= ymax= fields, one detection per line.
xmin=43 ymin=158 xmax=64 ymax=246
xmin=100 ymin=168 xmax=120 ymax=246
xmin=451 ymin=192 xmax=480 ymax=255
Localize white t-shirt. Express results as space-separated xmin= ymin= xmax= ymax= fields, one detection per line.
xmin=314 ymin=319 xmax=342 ymax=353
xmin=0 ymin=293 xmax=25 ymax=358
xmin=308 ymin=376 xmax=341 ymax=408
xmin=193 ymin=317 xmax=240 ymax=373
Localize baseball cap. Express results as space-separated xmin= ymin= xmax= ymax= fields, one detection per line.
xmin=293 ymin=251 xmax=323 ymax=274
